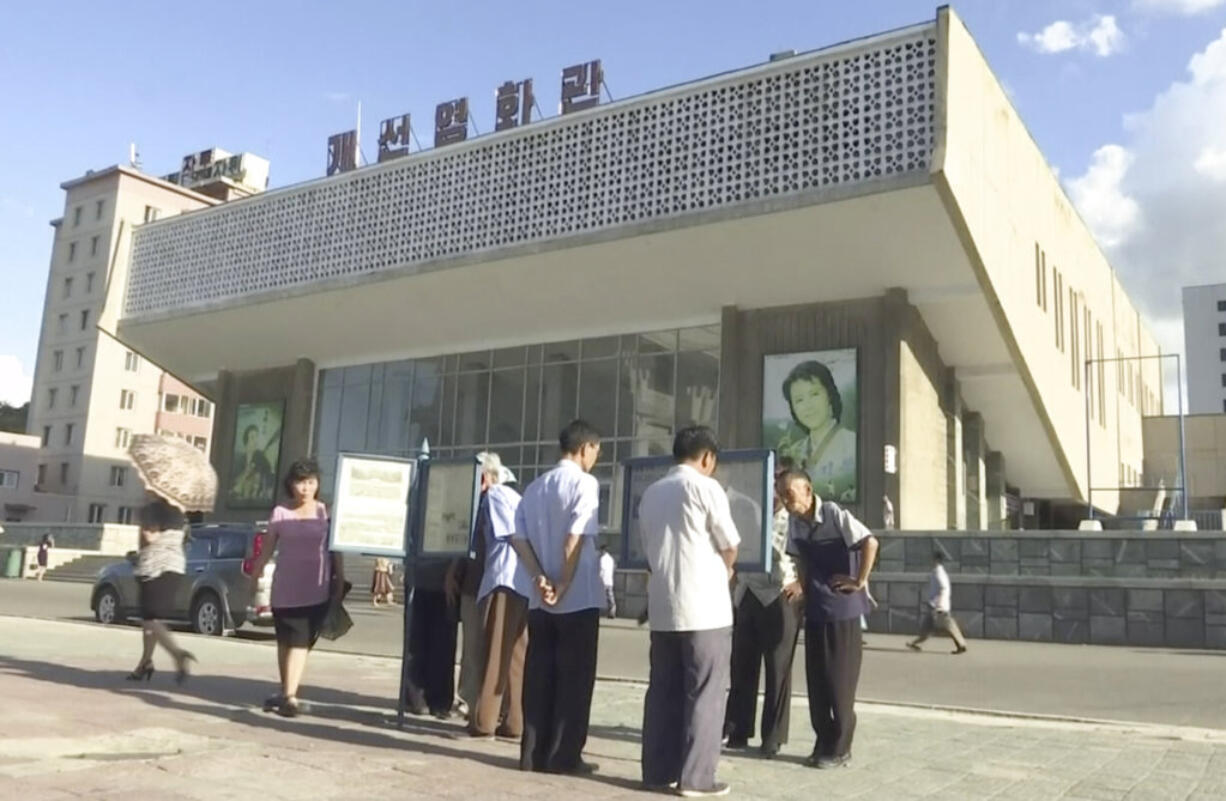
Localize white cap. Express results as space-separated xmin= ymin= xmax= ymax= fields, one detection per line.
xmin=476 ymin=451 xmax=517 ymax=485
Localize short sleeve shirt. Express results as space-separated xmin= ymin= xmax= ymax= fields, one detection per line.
xmin=269 ymin=502 xmax=332 ymax=609
xmin=786 ymin=500 xmax=873 ymax=623
xmin=477 ymin=483 xmax=528 ymax=601
xmin=639 ymin=464 xmax=741 ymax=632
xmin=513 ymin=460 xmax=604 ymax=614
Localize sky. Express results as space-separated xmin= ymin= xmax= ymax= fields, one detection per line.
xmin=1 ymin=0 xmax=1224 ymax=407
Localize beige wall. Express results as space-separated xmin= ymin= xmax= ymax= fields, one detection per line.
xmin=935 ymin=8 xmax=1161 ymax=513
xmin=898 ymin=305 xmax=951 ymax=529
xmin=1143 ymin=415 xmax=1226 ymax=504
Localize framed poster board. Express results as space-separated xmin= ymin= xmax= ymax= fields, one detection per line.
xmin=762 ymin=348 xmax=859 ymax=503
xmin=328 ymin=453 xmax=415 ymax=557
xmin=415 ymin=457 xmax=482 ymax=558
xmin=620 ymin=449 xmax=775 ymax=573
xmin=227 ymin=401 xmax=285 ymax=508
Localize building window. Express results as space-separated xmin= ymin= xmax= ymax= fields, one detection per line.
xmin=68 ymin=241 xmax=76 ymax=262
xmin=80 ymin=309 xmax=89 ymax=331
xmin=59 ymin=462 xmax=69 ymax=485
xmin=41 ymin=426 xmax=50 ymax=446
xmin=1217 ymin=299 xmax=1226 ymax=312
xmin=115 ymin=427 xmax=130 ymax=448
xmin=63 ymin=277 xmax=73 ymax=299
xmin=116 ymin=506 xmax=134 ymax=524
xmin=193 ymin=398 xmax=212 ymax=418
xmin=64 ymin=424 xmax=73 ymax=446
xmin=162 ymin=393 xmax=180 ymax=413
xmin=109 ymin=466 xmax=126 ymax=487
xmin=192 ymin=436 xmax=208 ymax=451
xmin=37 ymin=464 xmax=46 ymax=486
xmin=90 ymin=235 xmax=99 ymax=257
xmin=124 ymin=351 xmax=139 ymax=372
xmin=95 ymin=199 xmax=105 ymax=220
xmin=76 ymin=346 xmax=86 ymax=368
xmin=47 ymin=388 xmax=57 ymax=409
xmin=143 ymin=205 xmax=159 ymax=222
xmin=0 ymin=470 xmax=17 ymax=489
xmin=1034 ymin=244 xmax=1042 ymax=308
xmin=119 ymin=389 xmax=134 ymax=410
xmin=70 ymin=385 xmax=79 ymax=407
xmin=53 ymin=350 xmax=63 ymax=371
xmin=86 ymin=272 xmax=95 ymax=294
xmin=73 ymin=206 xmax=82 ymax=227
xmin=1220 ymin=323 xmax=1226 ymax=337
xmin=57 ymin=314 xmax=67 ymax=334
xmin=88 ymin=503 xmax=106 ymax=523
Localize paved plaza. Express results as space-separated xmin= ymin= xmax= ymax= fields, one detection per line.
xmin=3 ymin=616 xmax=1226 ymax=800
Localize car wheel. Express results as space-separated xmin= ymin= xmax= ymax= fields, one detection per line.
xmin=95 ymin=586 xmax=120 ymax=625
xmin=191 ymin=591 xmax=223 ymax=636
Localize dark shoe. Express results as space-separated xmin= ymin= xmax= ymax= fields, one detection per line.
xmin=805 ymin=749 xmax=823 ymax=768
xmin=906 ymin=642 xmax=921 ymax=652
xmin=431 ymin=708 xmax=452 ymax=721
xmin=759 ymin=743 xmax=780 ymax=759
xmin=553 ymin=760 xmax=598 ymax=775
xmin=494 ymin=725 xmax=521 ymax=742
xmin=953 ymin=645 xmax=968 ymax=654
xmin=277 ymin=696 xmax=302 ymax=718
xmin=262 ymin=693 xmax=285 ymax=713
xmin=642 ymin=780 xmax=678 ymax=793
xmin=722 ymin=737 xmax=749 ymax=752
xmin=126 ymin=663 xmax=154 ymax=682
xmin=174 ymin=651 xmax=197 ymax=686
xmin=815 ymin=753 xmax=851 ymax=769
xmin=677 ymin=783 xmax=732 ymax=797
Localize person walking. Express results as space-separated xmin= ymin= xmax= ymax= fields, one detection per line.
xmin=250 ymin=458 xmax=345 ymax=717
xmin=779 ymin=468 xmax=879 ymax=770
xmin=907 ymin=552 xmax=968 ymax=655
xmin=469 ymin=452 xmax=527 ymax=740
xmin=724 ymin=458 xmax=802 ymax=759
xmin=34 ymin=532 xmax=54 ymax=581
xmin=510 ymin=419 xmax=605 ymax=775
xmin=639 ymin=426 xmax=740 ymax=797
xmin=371 ymin=557 xmax=395 ymax=606
xmin=599 ymin=544 xmax=617 ymax=619
xmin=124 ymin=434 xmax=216 ymax=685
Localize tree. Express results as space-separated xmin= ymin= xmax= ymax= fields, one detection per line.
xmin=0 ymin=402 xmax=29 ymax=434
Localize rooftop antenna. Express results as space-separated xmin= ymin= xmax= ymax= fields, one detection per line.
xmin=128 ymin=142 xmax=141 ymax=170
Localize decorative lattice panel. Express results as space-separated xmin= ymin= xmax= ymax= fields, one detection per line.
xmin=125 ymin=25 xmax=937 ymax=316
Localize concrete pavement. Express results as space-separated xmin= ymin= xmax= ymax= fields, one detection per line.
xmin=4 ymin=616 xmax=1226 ymax=800
xmin=5 ymin=579 xmax=1226 ymax=729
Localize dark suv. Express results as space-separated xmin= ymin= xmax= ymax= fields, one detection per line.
xmin=90 ymin=523 xmax=274 ymax=636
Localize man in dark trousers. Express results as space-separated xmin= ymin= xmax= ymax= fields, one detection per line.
xmin=779 ymin=468 xmax=879 ymax=769
xmin=724 ymin=458 xmax=803 ymax=758
xmin=510 ymin=419 xmax=605 ymax=775
xmin=405 ymin=554 xmax=459 ymax=718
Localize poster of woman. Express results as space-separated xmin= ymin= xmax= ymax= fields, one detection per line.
xmin=228 ymin=402 xmax=284 ymax=507
xmin=762 ymin=349 xmax=858 ymax=503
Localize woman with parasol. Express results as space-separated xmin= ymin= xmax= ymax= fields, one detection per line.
xmin=126 ymin=434 xmax=217 ymax=684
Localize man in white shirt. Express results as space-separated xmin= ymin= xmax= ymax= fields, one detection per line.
xmin=510 ymin=420 xmax=605 ymax=775
xmin=907 ymin=552 xmax=968 ymax=654
xmin=724 ymin=457 xmax=803 ymax=758
xmin=598 ymin=545 xmax=617 ymax=618
xmin=639 ymin=425 xmax=740 ymax=798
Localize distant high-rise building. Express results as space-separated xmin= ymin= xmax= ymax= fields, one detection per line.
xmin=1183 ymin=283 xmax=1226 ymax=415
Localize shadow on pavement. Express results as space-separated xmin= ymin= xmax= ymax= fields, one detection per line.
xmin=0 ymin=653 xmax=645 ymax=793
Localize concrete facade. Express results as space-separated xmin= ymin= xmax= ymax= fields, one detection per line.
xmin=1183 ymin=283 xmax=1226 ymax=415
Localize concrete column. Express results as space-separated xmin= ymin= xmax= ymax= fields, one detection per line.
xmin=945 ymin=369 xmax=965 ymax=530
xmin=986 ymin=451 xmax=1007 ymax=530
xmin=718 ymin=305 xmax=741 ymax=449
xmin=964 ymin=412 xmax=987 ymax=530
xmin=210 ymin=369 xmax=235 ymax=493
xmin=882 ymin=289 xmax=906 ymax=530
xmin=287 ymin=358 xmax=316 ymax=463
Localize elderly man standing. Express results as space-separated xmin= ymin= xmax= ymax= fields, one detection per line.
xmin=723 ymin=457 xmax=802 ymax=758
xmin=639 ymin=425 xmax=740 ymax=798
xmin=468 ymin=453 xmax=528 ymax=739
xmin=510 ymin=420 xmax=605 ymax=775
xmin=779 ymin=468 xmax=879 ymax=770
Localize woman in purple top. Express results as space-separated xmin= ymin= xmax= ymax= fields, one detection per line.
xmin=249 ymin=458 xmax=344 ymax=717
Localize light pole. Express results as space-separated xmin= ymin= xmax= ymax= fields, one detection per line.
xmin=1083 ymin=353 xmax=1188 ymax=523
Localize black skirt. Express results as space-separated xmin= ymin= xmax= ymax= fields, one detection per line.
xmin=273 ymin=603 xmax=330 ymax=648
xmin=139 ymin=573 xmax=181 ymax=621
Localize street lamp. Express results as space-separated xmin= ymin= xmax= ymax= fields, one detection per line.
xmin=1083 ymin=353 xmax=1188 ymax=524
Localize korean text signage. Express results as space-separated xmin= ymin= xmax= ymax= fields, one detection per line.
xmin=326 ymin=60 xmax=604 ymax=176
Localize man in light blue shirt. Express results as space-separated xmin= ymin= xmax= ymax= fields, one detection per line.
xmin=511 ymin=419 xmax=604 ymax=775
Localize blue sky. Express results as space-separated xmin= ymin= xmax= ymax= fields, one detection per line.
xmin=1 ymin=0 xmax=1224 ymax=405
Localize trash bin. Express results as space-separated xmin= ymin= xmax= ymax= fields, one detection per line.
xmin=1 ymin=548 xmax=23 ymax=578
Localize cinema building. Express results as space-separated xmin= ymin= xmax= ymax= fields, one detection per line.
xmin=107 ymin=8 xmax=1163 ymax=533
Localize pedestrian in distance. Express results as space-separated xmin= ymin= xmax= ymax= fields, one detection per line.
xmin=638 ymin=425 xmax=740 ymax=797
xmin=249 ymin=458 xmax=347 ymax=718
xmin=907 ymin=551 xmax=968 ymax=655
xmin=599 ymin=544 xmax=617 ymax=619
xmin=371 ymin=557 xmax=395 ymax=606
xmin=34 ymin=532 xmax=54 ymax=581
xmin=779 ymin=468 xmax=879 ymax=770
xmin=724 ymin=456 xmax=803 ymax=759
xmin=510 ymin=419 xmax=605 ymax=775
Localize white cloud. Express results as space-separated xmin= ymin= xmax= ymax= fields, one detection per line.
xmin=1134 ymin=0 xmax=1226 ymax=15
xmin=1067 ymin=145 xmax=1142 ymax=247
xmin=1018 ymin=15 xmax=1126 ymax=57
xmin=1067 ymin=28 xmax=1226 ymax=403
xmin=0 ymin=355 xmax=32 ymax=407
